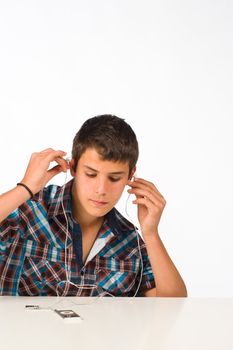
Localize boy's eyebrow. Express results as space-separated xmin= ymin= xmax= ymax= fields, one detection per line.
xmin=83 ymin=165 xmax=127 ymax=175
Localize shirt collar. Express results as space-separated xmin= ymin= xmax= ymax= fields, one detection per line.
xmin=46 ymin=179 xmax=135 ymax=235
xmin=105 ymin=207 xmax=136 ymax=236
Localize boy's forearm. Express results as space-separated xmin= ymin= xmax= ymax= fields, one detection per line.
xmin=0 ymin=187 xmax=30 ymax=223
xmin=143 ymin=231 xmax=187 ymax=297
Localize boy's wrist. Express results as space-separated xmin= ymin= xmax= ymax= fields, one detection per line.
xmin=142 ymin=229 xmax=160 ymax=240
xmin=15 ymin=184 xmax=32 ymax=201
xmin=16 ymin=183 xmax=34 ymax=199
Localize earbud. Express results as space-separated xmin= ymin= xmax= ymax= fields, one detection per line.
xmin=129 ymin=166 xmax=137 ymax=182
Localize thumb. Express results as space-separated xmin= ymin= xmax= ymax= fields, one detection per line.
xmin=46 ymin=165 xmax=64 ymax=181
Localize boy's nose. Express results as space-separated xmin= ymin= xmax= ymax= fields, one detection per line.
xmin=95 ymin=179 xmax=108 ymax=195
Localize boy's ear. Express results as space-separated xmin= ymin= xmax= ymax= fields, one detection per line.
xmin=70 ymin=159 xmax=76 ymax=177
xmin=129 ymin=166 xmax=136 ymax=180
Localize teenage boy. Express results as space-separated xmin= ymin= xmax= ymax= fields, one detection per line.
xmin=0 ymin=115 xmax=187 ymax=297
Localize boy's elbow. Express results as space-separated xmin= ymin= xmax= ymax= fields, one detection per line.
xmin=175 ymin=287 xmax=188 ymax=297
xmin=157 ymin=284 xmax=188 ymax=298
xmin=174 ymin=284 xmax=188 ymax=297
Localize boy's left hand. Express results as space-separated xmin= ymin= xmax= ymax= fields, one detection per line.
xmin=127 ymin=177 xmax=166 ymax=237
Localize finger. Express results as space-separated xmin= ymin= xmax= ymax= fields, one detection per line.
xmin=54 ymin=157 xmax=70 ymax=172
xmin=132 ymin=197 xmax=154 ymax=209
xmin=40 ymin=148 xmax=55 ymax=153
xmin=132 ymin=178 xmax=157 ymax=191
xmin=128 ymin=178 xmax=155 ymax=191
xmin=44 ymin=150 xmax=67 ymax=163
xmin=128 ymin=188 xmax=164 ymax=206
xmin=133 ymin=196 xmax=166 ymax=214
xmin=46 ymin=165 xmax=64 ymax=180
xmin=128 ymin=178 xmax=163 ymax=197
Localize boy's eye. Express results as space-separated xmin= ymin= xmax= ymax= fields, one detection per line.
xmin=85 ymin=173 xmax=121 ymax=182
xmin=109 ymin=177 xmax=121 ymax=182
xmin=86 ymin=173 xmax=96 ymax=177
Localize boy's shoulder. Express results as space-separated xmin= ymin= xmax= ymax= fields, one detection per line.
xmin=1 ymin=182 xmax=72 ymax=235
xmin=31 ymin=179 xmax=73 ymax=216
xmin=13 ymin=180 xmax=73 ymax=219
xmin=33 ymin=180 xmax=72 ymax=202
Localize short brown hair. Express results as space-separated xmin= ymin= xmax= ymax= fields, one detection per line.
xmin=72 ymin=114 xmax=139 ymax=177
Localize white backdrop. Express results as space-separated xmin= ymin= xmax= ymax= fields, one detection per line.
xmin=0 ymin=0 xmax=232 ymax=297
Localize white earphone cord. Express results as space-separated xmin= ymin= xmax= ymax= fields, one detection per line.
xmin=57 ymin=171 xmax=143 ymax=300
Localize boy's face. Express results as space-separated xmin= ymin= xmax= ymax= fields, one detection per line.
xmin=70 ymin=148 xmax=134 ymax=222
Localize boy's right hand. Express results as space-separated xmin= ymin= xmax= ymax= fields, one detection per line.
xmin=20 ymin=148 xmax=70 ymax=195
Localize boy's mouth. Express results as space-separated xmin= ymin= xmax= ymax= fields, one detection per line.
xmin=89 ymin=199 xmax=108 ymax=206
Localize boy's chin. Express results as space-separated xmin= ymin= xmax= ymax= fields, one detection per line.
xmin=87 ymin=204 xmax=113 ymax=217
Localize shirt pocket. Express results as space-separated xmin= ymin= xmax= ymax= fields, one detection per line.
xmin=18 ymin=240 xmax=68 ymax=295
xmin=95 ymin=256 xmax=141 ymax=296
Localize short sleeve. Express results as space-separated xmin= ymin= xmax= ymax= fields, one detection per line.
xmin=136 ymin=241 xmax=156 ymax=296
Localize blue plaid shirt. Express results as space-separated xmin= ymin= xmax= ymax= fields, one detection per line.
xmin=0 ymin=180 xmax=155 ymax=296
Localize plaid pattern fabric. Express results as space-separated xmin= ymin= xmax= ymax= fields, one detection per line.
xmin=0 ymin=180 xmax=156 ymax=296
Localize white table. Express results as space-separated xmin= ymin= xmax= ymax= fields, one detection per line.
xmin=0 ymin=296 xmax=232 ymax=350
